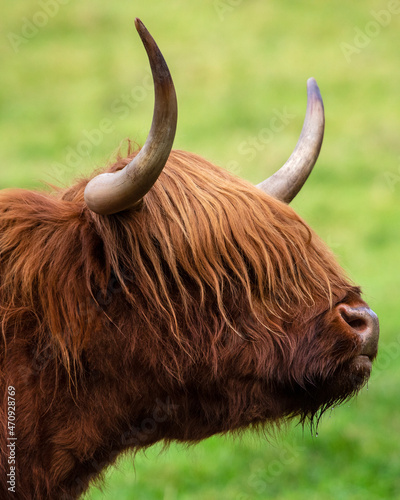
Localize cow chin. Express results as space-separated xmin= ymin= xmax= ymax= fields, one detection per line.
xmin=353 ymin=354 xmax=373 ymax=374
xmin=293 ymin=356 xmax=372 ymax=425
xmin=348 ymin=354 xmax=373 ymax=389
xmin=273 ymin=324 xmax=375 ymax=424
xmin=335 ymin=357 xmax=371 ymax=398
xmin=318 ymin=340 xmax=376 ymax=407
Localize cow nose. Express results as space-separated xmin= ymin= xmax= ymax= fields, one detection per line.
xmin=337 ymin=304 xmax=380 ymax=358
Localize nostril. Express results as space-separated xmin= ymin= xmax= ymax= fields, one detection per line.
xmin=338 ymin=307 xmax=368 ymax=332
xmin=337 ymin=303 xmax=380 ymax=357
xmin=346 ymin=317 xmax=366 ymax=332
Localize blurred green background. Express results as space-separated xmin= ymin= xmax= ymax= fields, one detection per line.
xmin=2 ymin=1 xmax=400 ymax=499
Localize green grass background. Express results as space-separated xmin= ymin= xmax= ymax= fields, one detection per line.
xmin=2 ymin=1 xmax=400 ymax=499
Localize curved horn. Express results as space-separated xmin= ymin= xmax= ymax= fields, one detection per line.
xmin=84 ymin=18 xmax=178 ymax=215
xmin=257 ymin=78 xmax=324 ymax=203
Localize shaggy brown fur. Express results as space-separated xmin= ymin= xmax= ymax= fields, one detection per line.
xmin=0 ymin=149 xmax=372 ymax=499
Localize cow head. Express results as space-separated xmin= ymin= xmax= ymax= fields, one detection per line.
xmin=81 ymin=19 xmax=379 ymax=430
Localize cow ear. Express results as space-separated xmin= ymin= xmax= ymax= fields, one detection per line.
xmin=84 ymin=18 xmax=177 ymax=215
xmin=257 ymin=78 xmax=325 ymax=203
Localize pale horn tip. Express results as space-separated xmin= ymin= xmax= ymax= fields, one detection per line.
xmin=256 ymin=77 xmax=325 ymax=203
xmin=307 ymin=77 xmax=324 ymax=111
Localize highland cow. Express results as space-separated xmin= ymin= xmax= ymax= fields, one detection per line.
xmin=0 ymin=19 xmax=379 ymax=500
